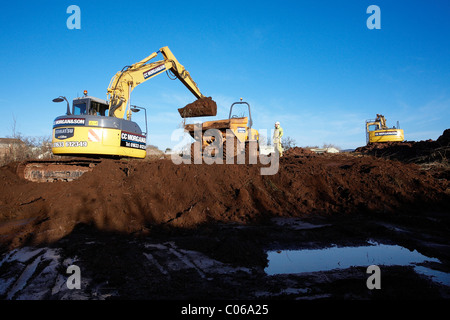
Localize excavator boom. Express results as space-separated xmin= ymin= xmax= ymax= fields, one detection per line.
xmin=107 ymin=46 xmax=215 ymax=120
xmin=159 ymin=47 xmax=204 ymax=99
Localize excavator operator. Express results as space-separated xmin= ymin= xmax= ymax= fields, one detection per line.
xmin=273 ymin=121 xmax=284 ymax=157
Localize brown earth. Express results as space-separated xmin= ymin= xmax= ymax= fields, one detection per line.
xmin=355 ymin=129 xmax=450 ymax=165
xmin=1 ymin=147 xmax=448 ymax=249
xmin=0 ymin=130 xmax=449 ymax=303
xmin=177 ymin=96 xmax=217 ymax=118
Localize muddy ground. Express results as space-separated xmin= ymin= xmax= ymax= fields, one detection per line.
xmin=0 ymin=130 xmax=449 ymax=309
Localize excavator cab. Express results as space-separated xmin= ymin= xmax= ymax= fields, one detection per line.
xmin=72 ymin=96 xmax=110 ymax=116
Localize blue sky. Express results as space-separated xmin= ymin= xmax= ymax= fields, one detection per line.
xmin=0 ymin=0 xmax=449 ymax=150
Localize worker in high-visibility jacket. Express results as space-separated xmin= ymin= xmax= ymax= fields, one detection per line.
xmin=273 ymin=121 xmax=284 ymax=157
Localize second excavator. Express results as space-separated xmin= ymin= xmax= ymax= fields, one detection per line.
xmin=365 ymin=114 xmax=404 ymax=144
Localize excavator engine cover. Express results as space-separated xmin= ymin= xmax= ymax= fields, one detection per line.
xmin=178 ymin=97 xmax=217 ymax=118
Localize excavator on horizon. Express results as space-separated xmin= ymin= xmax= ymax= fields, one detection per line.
xmin=19 ymin=46 xmax=217 ymax=182
xmin=365 ymin=114 xmax=404 ymax=144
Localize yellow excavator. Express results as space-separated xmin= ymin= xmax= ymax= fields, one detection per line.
xmin=19 ymin=46 xmax=216 ymax=182
xmin=52 ymin=46 xmax=216 ymax=159
xmin=365 ymin=114 xmax=404 ymax=144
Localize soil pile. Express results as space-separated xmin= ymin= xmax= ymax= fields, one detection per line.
xmin=355 ymin=129 xmax=450 ymax=164
xmin=1 ymin=148 xmax=448 ymax=249
xmin=284 ymin=147 xmax=315 ymax=156
xmin=178 ymin=97 xmax=217 ymax=118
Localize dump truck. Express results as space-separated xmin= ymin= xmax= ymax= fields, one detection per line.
xmin=183 ymin=99 xmax=260 ymax=163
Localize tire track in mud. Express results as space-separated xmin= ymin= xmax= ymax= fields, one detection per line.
xmin=0 ymin=241 xmax=252 ymax=300
xmin=0 ymin=247 xmax=63 ymax=299
xmin=1 ymin=216 xmax=449 ymax=300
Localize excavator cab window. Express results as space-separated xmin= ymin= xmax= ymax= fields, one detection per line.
xmin=72 ymin=99 xmax=109 ymax=116
xmin=89 ymin=101 xmax=109 ymax=116
xmin=73 ymin=103 xmax=87 ymax=115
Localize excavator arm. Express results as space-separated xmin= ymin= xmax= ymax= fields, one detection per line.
xmin=107 ymin=46 xmax=205 ymax=120
xmin=375 ymin=114 xmax=388 ymax=129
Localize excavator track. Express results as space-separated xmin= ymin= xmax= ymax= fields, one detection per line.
xmin=17 ymin=159 xmax=102 ymax=183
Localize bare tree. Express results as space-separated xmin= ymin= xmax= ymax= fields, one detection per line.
xmin=322 ymin=143 xmax=341 ymax=150
xmin=281 ymin=136 xmax=297 ymax=151
xmin=1 ymin=116 xmax=53 ymax=166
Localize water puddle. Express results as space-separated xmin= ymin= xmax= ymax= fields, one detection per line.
xmin=265 ymin=241 xmax=450 ymax=286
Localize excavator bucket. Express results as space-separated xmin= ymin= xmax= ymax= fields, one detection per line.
xmin=178 ymin=97 xmax=217 ymax=118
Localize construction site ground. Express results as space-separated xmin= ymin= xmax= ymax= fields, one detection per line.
xmin=0 ymin=130 xmax=449 ymax=306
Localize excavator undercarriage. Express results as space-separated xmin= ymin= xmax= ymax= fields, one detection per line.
xmin=17 ymin=159 xmax=101 ymax=183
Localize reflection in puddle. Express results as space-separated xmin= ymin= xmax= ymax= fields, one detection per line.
xmin=413 ymin=266 xmax=450 ymax=286
xmin=265 ymin=241 xmax=450 ymax=286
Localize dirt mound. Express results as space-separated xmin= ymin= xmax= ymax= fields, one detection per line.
xmin=178 ymin=97 xmax=217 ymax=118
xmin=284 ymin=147 xmax=315 ymax=156
xmin=1 ymin=149 xmax=448 ymax=250
xmin=437 ymin=128 xmax=450 ymax=144
xmin=355 ymin=129 xmax=450 ymax=164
